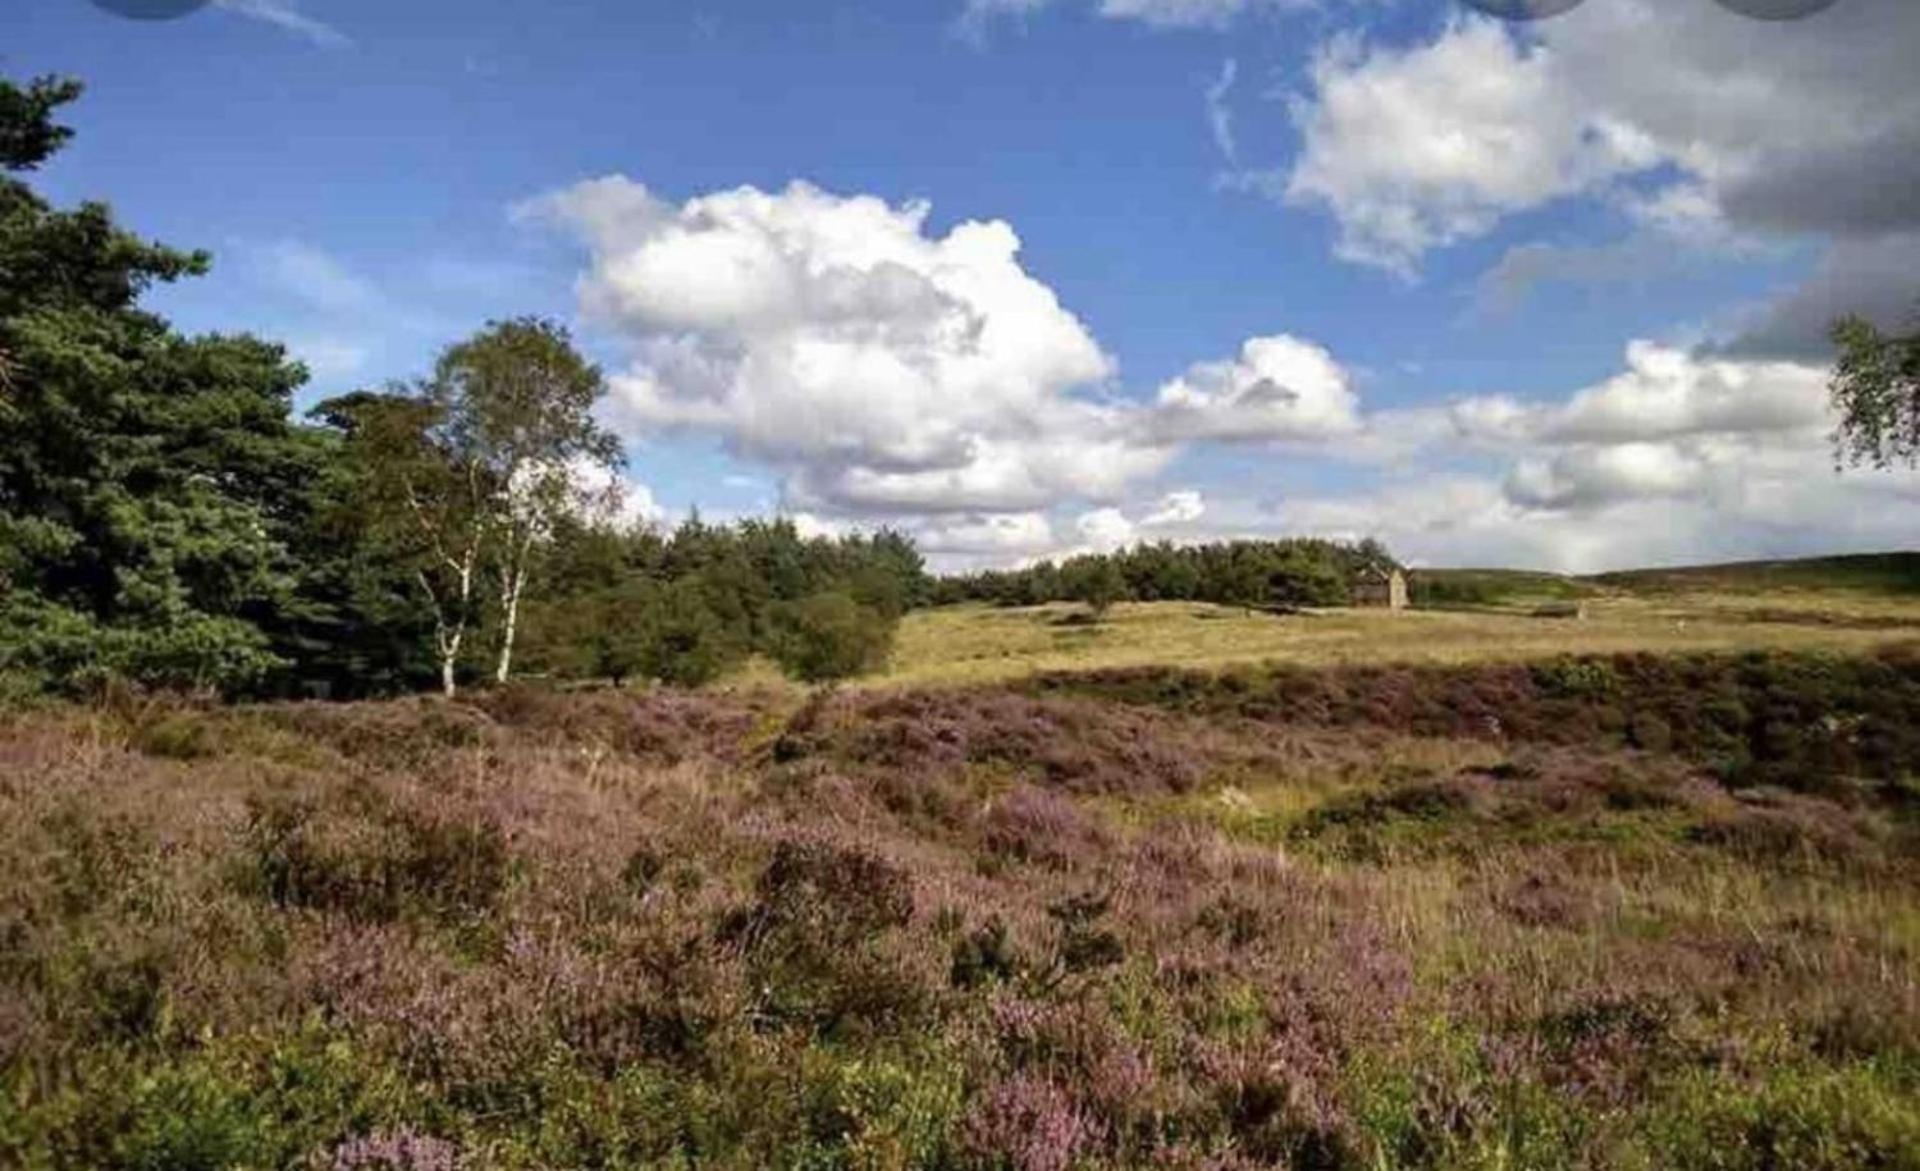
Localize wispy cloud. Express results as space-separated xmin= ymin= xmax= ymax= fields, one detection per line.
xmin=1204 ymin=58 xmax=1238 ymax=165
xmin=214 ymin=0 xmax=351 ymax=48
xmin=239 ymin=239 xmax=380 ymax=315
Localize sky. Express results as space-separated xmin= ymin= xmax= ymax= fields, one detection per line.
xmin=8 ymin=0 xmax=1919 ymax=572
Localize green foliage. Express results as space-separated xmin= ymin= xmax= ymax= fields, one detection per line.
xmin=636 ymin=576 xmax=748 ymax=687
xmin=1067 ymin=556 xmax=1129 ymax=617
xmin=517 ymin=515 xmax=922 ymax=688
xmin=1831 ymin=312 xmax=1920 ymax=471
xmin=1409 ymin=568 xmax=1588 ymax=608
xmin=0 ymin=74 xmax=436 ymax=700
xmin=938 ymin=536 xmax=1392 ymax=611
xmin=770 ymin=590 xmax=897 ymax=683
xmin=1531 ymin=656 xmax=1621 ymax=699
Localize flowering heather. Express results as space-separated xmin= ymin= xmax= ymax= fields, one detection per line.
xmin=2 ymin=659 xmax=1918 ymax=1168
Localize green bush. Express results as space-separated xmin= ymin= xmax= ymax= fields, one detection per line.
xmin=769 ymin=591 xmax=896 ymax=683
xmin=0 ymin=599 xmax=283 ymax=698
xmin=635 ymin=579 xmax=748 ymax=688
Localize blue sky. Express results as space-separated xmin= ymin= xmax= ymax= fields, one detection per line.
xmin=9 ymin=0 xmax=1918 ymax=569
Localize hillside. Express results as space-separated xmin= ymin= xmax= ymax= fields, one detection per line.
xmin=1589 ymin=552 xmax=1920 ymax=596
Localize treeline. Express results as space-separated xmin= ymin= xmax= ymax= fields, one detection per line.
xmin=0 ymin=74 xmax=920 ymax=699
xmin=933 ymin=538 xmax=1399 ymax=611
xmin=515 ymin=517 xmax=925 ymax=689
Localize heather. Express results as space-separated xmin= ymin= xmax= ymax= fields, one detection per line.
xmin=1029 ymin=645 xmax=1920 ymax=796
xmin=5 ymin=666 xmax=1918 ymax=1169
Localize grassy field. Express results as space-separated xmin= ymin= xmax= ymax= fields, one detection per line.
xmin=879 ymin=593 xmax=1920 ymax=687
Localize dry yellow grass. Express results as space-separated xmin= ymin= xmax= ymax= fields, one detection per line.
xmin=875 ymin=595 xmax=1920 ymax=688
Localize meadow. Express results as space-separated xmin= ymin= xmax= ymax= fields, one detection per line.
xmin=5 ymin=577 xmax=1920 ymax=1169
xmin=878 ymin=588 xmax=1920 ymax=688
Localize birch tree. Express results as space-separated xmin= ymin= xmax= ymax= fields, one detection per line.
xmin=1831 ymin=312 xmax=1920 ymax=470
xmin=434 ymin=318 xmax=620 ymax=685
xmin=315 ymin=391 xmax=492 ymax=697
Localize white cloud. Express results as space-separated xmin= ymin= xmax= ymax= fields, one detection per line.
xmin=1151 ymin=333 xmax=1361 ymax=442
xmin=1205 ymin=58 xmax=1239 ymax=165
xmin=1143 ymin=489 xmax=1206 ymax=526
xmin=1283 ymin=20 xmax=1659 ymax=273
xmin=1453 ymin=342 xmax=1831 ymax=447
xmin=1252 ymin=341 xmax=1913 ymax=573
xmin=1504 ymin=442 xmax=1709 ymax=511
xmin=1074 ymin=507 xmax=1138 ymax=552
xmin=790 ymin=512 xmax=850 ymax=541
xmin=1067 ymin=489 xmax=1208 ymax=554
xmin=524 ymin=176 xmax=1168 ymax=518
xmin=214 ymin=0 xmax=351 ymax=47
xmin=564 ymin=461 xmax=670 ymax=530
xmin=1274 ymin=453 xmax=1920 ymax=576
xmin=914 ymin=512 xmax=1059 ymax=558
xmin=1280 ymin=0 xmax=1920 ymax=279
xmin=522 ymin=171 xmax=1902 ymax=577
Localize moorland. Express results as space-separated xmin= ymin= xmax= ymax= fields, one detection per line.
xmin=6 ymin=560 xmax=1920 ymax=1170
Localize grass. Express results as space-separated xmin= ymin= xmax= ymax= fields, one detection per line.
xmin=3 ymin=649 xmax=1918 ymax=1169
xmin=878 ymin=595 xmax=1920 ymax=688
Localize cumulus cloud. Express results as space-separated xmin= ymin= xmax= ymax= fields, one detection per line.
xmin=1143 ymin=489 xmax=1206 ymax=526
xmin=524 ymin=176 xmax=1180 ymax=518
xmin=1275 ymin=451 xmax=1919 ymax=576
xmin=521 ymin=173 xmax=1896 ymax=577
xmin=1284 ymin=20 xmax=1660 ymax=273
xmin=1280 ymin=0 xmax=1920 ymax=305
xmin=1248 ymin=339 xmax=1906 ymax=573
xmin=1454 ymin=342 xmax=1831 ymax=448
xmin=1200 ymin=342 xmax=1843 ymax=552
xmin=913 ymin=512 xmax=1059 ymax=559
xmin=1063 ymin=490 xmax=1208 ymax=556
xmin=1150 ymin=333 xmax=1361 ymax=443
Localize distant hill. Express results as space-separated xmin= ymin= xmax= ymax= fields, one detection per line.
xmin=1409 ymin=553 xmax=1920 ymax=607
xmin=1588 ymin=553 xmax=1920 ymax=596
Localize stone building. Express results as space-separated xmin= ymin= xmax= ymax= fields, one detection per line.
xmin=1352 ymin=564 xmax=1408 ymax=610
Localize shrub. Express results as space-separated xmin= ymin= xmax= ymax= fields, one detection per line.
xmin=635 ymin=579 xmax=746 ymax=687
xmin=240 ymin=796 xmax=510 ymax=924
xmin=723 ymin=839 xmax=923 ymax=1035
xmin=769 ymin=591 xmax=896 ymax=683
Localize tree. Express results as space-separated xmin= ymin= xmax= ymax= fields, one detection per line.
xmin=1072 ymin=558 xmax=1128 ymax=619
xmin=638 ymin=577 xmax=743 ymax=687
xmin=0 ymin=74 xmax=313 ymax=694
xmin=315 ymin=391 xmax=490 ymax=697
xmin=769 ymin=591 xmax=895 ymax=683
xmin=317 ymin=321 xmax=619 ymax=696
xmin=1831 ymin=313 xmax=1920 ymax=470
xmin=434 ymin=318 xmax=620 ymax=684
